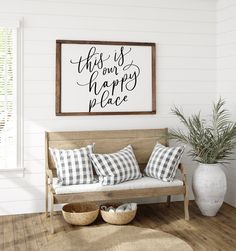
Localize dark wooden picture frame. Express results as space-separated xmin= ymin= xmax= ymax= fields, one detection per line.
xmin=56 ymin=40 xmax=156 ymax=116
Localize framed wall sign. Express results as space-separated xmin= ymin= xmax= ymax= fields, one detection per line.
xmin=56 ymin=40 xmax=156 ymax=116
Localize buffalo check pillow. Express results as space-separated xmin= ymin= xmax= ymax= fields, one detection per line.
xmin=49 ymin=144 xmax=95 ymax=186
xmin=89 ymin=145 xmax=142 ymax=186
xmin=144 ymin=143 xmax=184 ymax=182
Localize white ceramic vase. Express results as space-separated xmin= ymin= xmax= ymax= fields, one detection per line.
xmin=192 ymin=163 xmax=227 ymax=216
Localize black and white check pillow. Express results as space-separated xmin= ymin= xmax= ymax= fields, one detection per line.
xmin=144 ymin=143 xmax=184 ymax=182
xmin=49 ymin=144 xmax=95 ymax=186
xmin=89 ymin=145 xmax=142 ymax=186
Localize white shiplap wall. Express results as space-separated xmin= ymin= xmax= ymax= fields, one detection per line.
xmin=217 ymin=0 xmax=236 ymax=207
xmin=0 ymin=0 xmax=217 ymax=215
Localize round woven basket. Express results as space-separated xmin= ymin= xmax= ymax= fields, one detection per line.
xmin=100 ymin=205 xmax=137 ymax=225
xmin=62 ymin=202 xmax=99 ymax=226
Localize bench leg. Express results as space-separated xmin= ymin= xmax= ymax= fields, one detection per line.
xmin=50 ymin=192 xmax=55 ymax=234
xmin=167 ymin=195 xmax=171 ymax=207
xmin=184 ymin=190 xmax=190 ymax=220
xmin=45 ymin=183 xmax=49 ymax=218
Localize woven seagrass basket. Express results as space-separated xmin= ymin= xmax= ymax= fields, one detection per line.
xmin=62 ymin=202 xmax=99 ymax=226
xmin=100 ymin=204 xmax=137 ymax=225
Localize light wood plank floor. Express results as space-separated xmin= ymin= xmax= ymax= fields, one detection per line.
xmin=0 ymin=201 xmax=235 ymax=251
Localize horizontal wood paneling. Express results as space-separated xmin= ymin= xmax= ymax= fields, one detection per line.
xmin=218 ymin=3 xmax=236 ymax=21
xmin=0 ymin=186 xmax=45 ymax=202
xmin=24 ymin=133 xmax=45 ymax=147
xmin=217 ymin=56 xmax=236 ymax=68
xmin=24 ymin=147 xmax=45 ymax=161
xmin=0 ymin=200 xmax=45 ymax=215
xmin=217 ymin=69 xmax=236 ymax=81
xmin=26 ymin=0 xmax=216 ymax=11
xmin=24 ymin=160 xmax=45 ymax=173
xmin=23 ymin=116 xmax=179 ymax=133
xmin=23 ymin=16 xmax=215 ymax=34
xmin=0 ymin=173 xmax=45 ymax=189
xmin=0 ymin=1 xmax=216 ymax=19
xmin=23 ymin=26 xmax=217 ymax=45
xmin=217 ymin=43 xmax=236 ymax=56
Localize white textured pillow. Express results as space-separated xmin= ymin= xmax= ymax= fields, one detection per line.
xmin=144 ymin=143 xmax=184 ymax=182
xmin=90 ymin=145 xmax=142 ymax=186
xmin=50 ymin=144 xmax=95 ymax=186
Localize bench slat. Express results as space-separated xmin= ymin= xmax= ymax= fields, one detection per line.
xmin=53 ymin=186 xmax=186 ymax=204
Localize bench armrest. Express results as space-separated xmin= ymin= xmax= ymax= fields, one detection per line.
xmin=178 ymin=163 xmax=187 ymax=174
xmin=46 ymin=169 xmax=53 ymax=185
xmin=178 ymin=163 xmax=188 ymax=186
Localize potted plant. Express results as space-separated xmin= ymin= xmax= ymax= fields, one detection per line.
xmin=169 ymin=98 xmax=236 ymax=216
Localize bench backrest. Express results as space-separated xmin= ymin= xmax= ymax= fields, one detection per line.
xmin=45 ymin=128 xmax=168 ymax=177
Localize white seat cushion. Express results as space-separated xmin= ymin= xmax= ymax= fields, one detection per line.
xmin=52 ymin=176 xmax=183 ymax=195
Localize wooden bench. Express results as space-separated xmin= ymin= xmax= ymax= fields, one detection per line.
xmin=45 ymin=128 xmax=189 ymax=233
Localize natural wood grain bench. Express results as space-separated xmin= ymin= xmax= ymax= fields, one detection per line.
xmin=45 ymin=128 xmax=189 ymax=233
